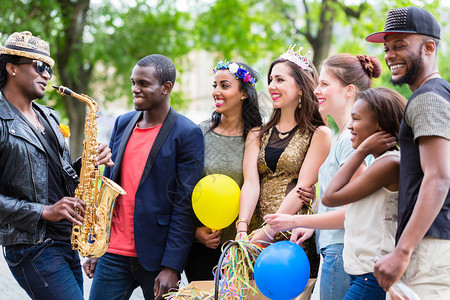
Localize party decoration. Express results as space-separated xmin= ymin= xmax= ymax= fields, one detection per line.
xmin=192 ymin=174 xmax=240 ymax=230
xmin=59 ymin=124 xmax=70 ymax=138
xmin=254 ymin=241 xmax=310 ymax=300
xmin=163 ymin=240 xmax=268 ymax=299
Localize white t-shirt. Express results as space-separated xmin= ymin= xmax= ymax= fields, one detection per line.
xmin=343 ymin=150 xmax=399 ymax=275
xmin=316 ymin=129 xmax=373 ymax=251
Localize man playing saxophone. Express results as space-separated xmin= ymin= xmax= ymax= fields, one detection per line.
xmin=83 ymin=54 xmax=204 ymax=300
xmin=0 ymin=31 xmax=113 ymax=300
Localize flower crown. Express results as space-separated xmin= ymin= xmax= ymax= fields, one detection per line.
xmin=279 ymin=45 xmax=313 ymax=72
xmin=213 ymin=61 xmax=256 ymax=86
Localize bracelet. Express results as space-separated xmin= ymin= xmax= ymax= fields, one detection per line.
xmin=237 ymin=230 xmax=247 ymax=233
xmin=235 ymin=218 xmax=250 ymax=229
xmin=263 ymin=227 xmax=274 ymax=240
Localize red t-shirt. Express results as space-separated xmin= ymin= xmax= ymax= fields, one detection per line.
xmin=107 ymin=123 xmax=162 ymax=257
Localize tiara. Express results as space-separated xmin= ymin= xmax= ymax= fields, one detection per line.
xmin=213 ymin=61 xmax=256 ymax=86
xmin=279 ymin=45 xmax=313 ymax=72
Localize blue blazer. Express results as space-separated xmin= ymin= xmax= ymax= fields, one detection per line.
xmin=103 ymin=107 xmax=204 ymax=272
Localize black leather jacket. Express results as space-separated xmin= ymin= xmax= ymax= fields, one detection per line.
xmin=0 ymin=92 xmax=79 ymax=246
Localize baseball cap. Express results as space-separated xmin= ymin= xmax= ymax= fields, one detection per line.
xmin=366 ymin=6 xmax=440 ymax=43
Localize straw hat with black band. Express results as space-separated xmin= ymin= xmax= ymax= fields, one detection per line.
xmin=0 ymin=31 xmax=54 ymax=68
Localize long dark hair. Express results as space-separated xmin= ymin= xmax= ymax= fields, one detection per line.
xmin=260 ymin=59 xmax=325 ymax=138
xmin=209 ymin=62 xmax=262 ymax=139
xmin=358 ymin=87 xmax=407 ymax=150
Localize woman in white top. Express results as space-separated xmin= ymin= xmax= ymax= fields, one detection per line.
xmin=296 ymin=53 xmax=381 ymax=299
xmin=265 ymin=87 xmax=407 ymax=299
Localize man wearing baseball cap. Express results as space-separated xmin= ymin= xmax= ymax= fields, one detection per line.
xmin=367 ymin=7 xmax=450 ymax=298
xmin=0 ymin=31 xmax=113 ymax=299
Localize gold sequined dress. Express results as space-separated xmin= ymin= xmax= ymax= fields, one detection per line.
xmin=251 ymin=125 xmax=319 ymax=277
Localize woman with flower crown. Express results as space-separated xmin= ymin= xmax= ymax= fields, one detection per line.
xmin=236 ymin=46 xmax=332 ymax=279
xmin=184 ymin=61 xmax=262 ymax=281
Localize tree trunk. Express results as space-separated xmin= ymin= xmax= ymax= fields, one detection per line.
xmin=55 ymin=0 xmax=91 ymax=159
xmin=311 ymin=0 xmax=336 ymax=69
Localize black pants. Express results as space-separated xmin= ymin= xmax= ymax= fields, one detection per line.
xmin=184 ymin=242 xmax=222 ymax=281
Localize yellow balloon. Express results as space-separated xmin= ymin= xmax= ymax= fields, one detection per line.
xmin=192 ymin=174 xmax=240 ymax=230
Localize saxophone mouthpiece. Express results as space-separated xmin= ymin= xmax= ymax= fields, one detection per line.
xmin=52 ymin=85 xmax=74 ymax=96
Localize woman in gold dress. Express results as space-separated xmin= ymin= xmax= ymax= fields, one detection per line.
xmin=236 ymin=46 xmax=332 ymax=277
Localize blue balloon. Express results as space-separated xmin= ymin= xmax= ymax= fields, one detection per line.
xmin=254 ymin=241 xmax=310 ymax=300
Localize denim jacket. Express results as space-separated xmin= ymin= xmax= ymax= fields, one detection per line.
xmin=0 ymin=92 xmax=79 ymax=246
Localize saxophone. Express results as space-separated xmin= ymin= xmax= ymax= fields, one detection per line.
xmin=53 ymin=85 xmax=126 ymax=258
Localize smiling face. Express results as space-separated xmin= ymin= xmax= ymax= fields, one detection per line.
xmin=314 ymin=67 xmax=349 ymax=117
xmin=384 ymin=33 xmax=425 ymax=86
xmin=268 ymin=62 xmax=302 ymax=110
xmin=13 ymin=59 xmax=50 ymax=100
xmin=212 ymin=69 xmax=245 ymax=115
xmin=130 ymin=65 xmax=168 ymax=111
xmin=349 ymin=99 xmax=380 ymax=149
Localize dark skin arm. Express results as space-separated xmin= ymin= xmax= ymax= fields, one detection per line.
xmin=322 ymin=131 xmax=399 ymax=207
xmin=154 ymin=267 xmax=178 ymax=299
xmin=374 ymin=136 xmax=450 ymax=291
xmin=83 ymin=260 xmax=180 ymax=300
xmin=42 ymin=143 xmax=113 ymax=226
xmin=41 ymin=197 xmax=86 ymax=226
xmin=41 ymin=144 xmax=114 ymax=225
xmin=290 ymin=160 xmax=368 ymax=245
xmin=83 ymin=251 xmax=181 ymax=297
xmin=195 ymin=227 xmax=222 ymax=249
xmin=83 ymin=258 xmax=97 ymax=278
xmin=95 ymin=143 xmax=114 ymax=167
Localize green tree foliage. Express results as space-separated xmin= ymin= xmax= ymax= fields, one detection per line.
xmin=191 ymin=0 xmax=295 ymax=75
xmin=0 ymin=0 xmax=193 ymax=157
xmin=91 ymin=1 xmax=193 ymax=105
xmin=1 ymin=0 xmax=448 ymax=154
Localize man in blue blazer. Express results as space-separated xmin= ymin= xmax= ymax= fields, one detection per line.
xmin=83 ymin=54 xmax=204 ymax=300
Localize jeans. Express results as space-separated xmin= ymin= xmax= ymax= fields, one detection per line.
xmin=3 ymin=239 xmax=83 ymax=300
xmin=320 ymin=243 xmax=350 ymax=300
xmin=89 ymin=252 xmax=161 ymax=300
xmin=344 ymin=273 xmax=385 ymax=300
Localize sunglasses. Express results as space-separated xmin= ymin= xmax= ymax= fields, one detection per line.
xmin=15 ymin=60 xmax=53 ymax=79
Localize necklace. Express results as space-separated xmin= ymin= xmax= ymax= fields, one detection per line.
xmin=34 ymin=111 xmax=45 ymax=134
xmin=274 ymin=125 xmax=296 ymax=140
xmin=417 ymin=72 xmax=440 ymax=89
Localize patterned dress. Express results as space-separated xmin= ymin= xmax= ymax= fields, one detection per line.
xmin=251 ymin=125 xmax=320 ymax=277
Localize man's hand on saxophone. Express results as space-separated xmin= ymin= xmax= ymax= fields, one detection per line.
xmin=96 ymin=143 xmax=114 ymax=167
xmin=41 ymin=197 xmax=86 ymax=226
